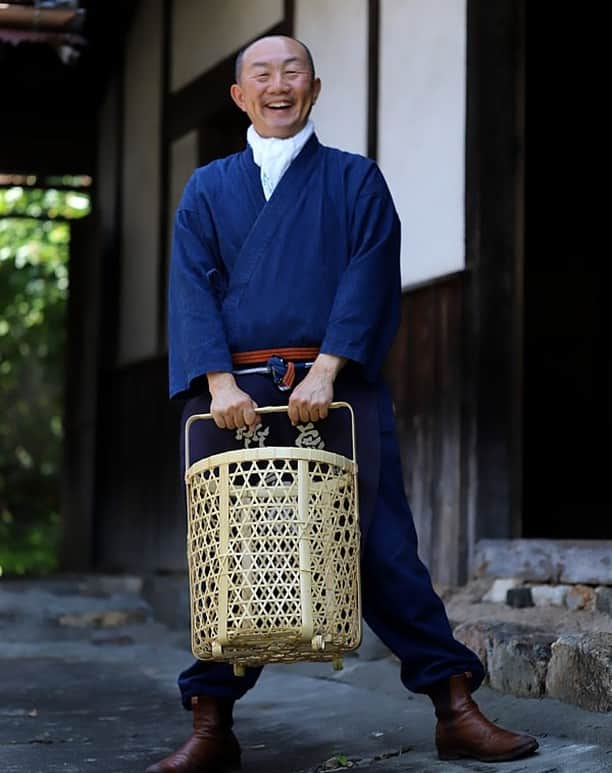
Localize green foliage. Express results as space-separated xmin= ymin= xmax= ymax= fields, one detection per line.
xmin=0 ymin=514 xmax=62 ymax=576
xmin=0 ymin=187 xmax=90 ymax=576
xmin=0 ymin=187 xmax=90 ymax=220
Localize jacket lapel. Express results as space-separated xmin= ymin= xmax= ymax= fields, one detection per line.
xmin=224 ymin=135 xmax=321 ymax=312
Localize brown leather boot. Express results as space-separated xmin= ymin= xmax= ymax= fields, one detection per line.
xmin=145 ymin=695 xmax=241 ymax=772
xmin=428 ymin=673 xmax=539 ymax=762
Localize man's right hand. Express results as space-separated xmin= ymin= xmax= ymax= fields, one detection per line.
xmin=206 ymin=372 xmax=258 ymax=431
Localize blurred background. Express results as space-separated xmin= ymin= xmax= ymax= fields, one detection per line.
xmin=0 ymin=0 xmax=607 ymax=585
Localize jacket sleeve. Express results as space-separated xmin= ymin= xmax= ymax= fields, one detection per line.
xmin=168 ymin=176 xmax=233 ymax=398
xmin=320 ymin=165 xmax=402 ymax=382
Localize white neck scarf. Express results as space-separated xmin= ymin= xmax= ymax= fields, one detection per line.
xmin=247 ymin=120 xmax=315 ymax=200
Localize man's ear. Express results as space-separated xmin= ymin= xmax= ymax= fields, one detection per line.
xmin=230 ymin=84 xmax=246 ymax=112
xmin=312 ymin=78 xmax=322 ymax=104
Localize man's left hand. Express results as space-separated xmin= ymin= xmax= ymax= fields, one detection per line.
xmin=288 ymin=353 xmax=346 ymax=424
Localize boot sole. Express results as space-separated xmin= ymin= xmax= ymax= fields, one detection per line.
xmin=147 ymin=758 xmax=241 ymax=773
xmin=438 ymin=739 xmax=539 ymax=762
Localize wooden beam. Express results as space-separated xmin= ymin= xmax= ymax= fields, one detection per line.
xmin=60 ymin=215 xmax=101 ymax=571
xmin=367 ymin=0 xmax=380 ymax=160
xmin=157 ymin=0 xmax=172 ymax=351
xmin=463 ymin=0 xmax=525 ymax=548
xmin=284 ymin=0 xmax=295 ymax=33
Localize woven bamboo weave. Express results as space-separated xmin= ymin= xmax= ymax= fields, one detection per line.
xmin=184 ymin=403 xmax=361 ymax=674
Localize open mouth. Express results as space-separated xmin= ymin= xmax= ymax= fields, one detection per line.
xmin=265 ymin=102 xmax=292 ymax=111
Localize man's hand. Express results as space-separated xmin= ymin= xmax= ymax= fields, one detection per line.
xmin=288 ymin=354 xmax=346 ymax=424
xmin=207 ymin=372 xmax=258 ymax=431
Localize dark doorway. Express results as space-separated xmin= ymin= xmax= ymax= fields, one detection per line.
xmin=522 ymin=8 xmax=608 ymax=538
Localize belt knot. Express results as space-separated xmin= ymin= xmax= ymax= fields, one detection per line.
xmin=231 ymin=347 xmax=320 ymax=392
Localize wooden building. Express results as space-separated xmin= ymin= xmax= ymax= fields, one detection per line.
xmin=1 ymin=1 xmax=606 ymax=585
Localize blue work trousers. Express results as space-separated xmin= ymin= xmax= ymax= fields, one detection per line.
xmin=178 ymin=386 xmax=484 ymax=708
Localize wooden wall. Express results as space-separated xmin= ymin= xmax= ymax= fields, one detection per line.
xmin=386 ymin=275 xmax=467 ymax=585
xmin=386 ymin=0 xmax=525 ymax=585
xmin=61 ymin=217 xmax=103 ymax=570
xmin=87 ymin=1 xmax=477 ymax=580
xmin=84 ymin=0 xmax=526 ymax=582
xmin=95 ymin=357 xmax=185 ymax=572
xmin=89 ymin=1 xmax=294 ymax=573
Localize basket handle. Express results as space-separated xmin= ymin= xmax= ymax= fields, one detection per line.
xmin=185 ymin=401 xmax=357 ymax=470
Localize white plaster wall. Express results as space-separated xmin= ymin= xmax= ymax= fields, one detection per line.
xmin=172 ymin=0 xmax=284 ymax=92
xmin=379 ymin=0 xmax=467 ymax=288
xmin=119 ymin=0 xmax=162 ymax=365
xmin=295 ymin=0 xmax=367 ymax=155
xmin=168 ymin=130 xmax=199 ymax=261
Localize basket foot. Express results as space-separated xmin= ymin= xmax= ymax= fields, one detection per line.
xmin=332 ymin=657 xmax=343 ymax=671
xmin=232 ymin=663 xmax=246 ymax=677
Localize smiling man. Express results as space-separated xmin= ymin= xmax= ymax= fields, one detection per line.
xmin=147 ymin=36 xmax=539 ymax=773
xmin=231 ymin=36 xmax=319 ymax=140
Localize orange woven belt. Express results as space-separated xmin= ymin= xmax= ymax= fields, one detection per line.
xmin=231 ymin=348 xmax=320 ymax=391
xmin=232 ymin=347 xmax=320 ymax=366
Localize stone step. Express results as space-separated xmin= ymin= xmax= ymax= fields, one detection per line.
xmin=481 ymin=576 xmax=612 ymax=613
xmin=454 ymin=619 xmax=612 ymax=712
xmin=473 ymin=539 xmax=612 ymax=585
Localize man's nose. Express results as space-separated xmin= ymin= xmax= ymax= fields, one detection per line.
xmin=267 ymin=71 xmax=289 ymax=92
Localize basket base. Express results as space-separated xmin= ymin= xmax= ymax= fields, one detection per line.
xmin=193 ymin=628 xmax=362 ymax=671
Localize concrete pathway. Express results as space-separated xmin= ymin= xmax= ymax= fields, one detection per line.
xmin=1 ymin=577 xmax=611 ymax=773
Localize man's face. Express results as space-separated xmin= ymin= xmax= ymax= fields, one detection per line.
xmin=230 ymin=36 xmax=321 ymax=139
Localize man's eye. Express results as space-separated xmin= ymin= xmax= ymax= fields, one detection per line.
xmin=255 ymin=74 xmax=269 ymax=81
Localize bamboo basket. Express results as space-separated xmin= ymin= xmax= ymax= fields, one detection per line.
xmin=184 ymin=402 xmax=361 ymax=676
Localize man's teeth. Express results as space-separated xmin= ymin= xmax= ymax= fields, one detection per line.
xmin=268 ymin=103 xmax=291 ymax=108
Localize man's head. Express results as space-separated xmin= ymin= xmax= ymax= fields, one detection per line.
xmin=230 ymin=35 xmax=321 ymax=139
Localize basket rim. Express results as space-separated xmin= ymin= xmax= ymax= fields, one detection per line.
xmin=185 ymin=445 xmax=356 ymax=481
